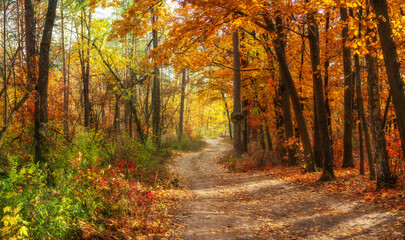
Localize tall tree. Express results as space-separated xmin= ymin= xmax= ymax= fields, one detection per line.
xmin=61 ymin=0 xmax=69 ymax=137
xmin=34 ymin=0 xmax=58 ymax=163
xmin=340 ymin=6 xmax=354 ymax=168
xmin=353 ymin=7 xmax=374 ymax=179
xmin=151 ymin=8 xmax=161 ymax=147
xmin=307 ymin=1 xmax=334 ymax=180
xmin=368 ymin=0 xmax=398 ymax=187
xmin=232 ymin=29 xmax=242 ymax=158
xmin=178 ymin=68 xmax=186 ymax=139
xmin=280 ymin=69 xmax=296 ymax=166
xmin=261 ymin=15 xmax=315 ymax=172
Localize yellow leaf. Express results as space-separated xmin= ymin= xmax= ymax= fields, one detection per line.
xmin=3 ymin=206 xmax=12 ymax=213
xmin=19 ymin=226 xmax=29 ymax=237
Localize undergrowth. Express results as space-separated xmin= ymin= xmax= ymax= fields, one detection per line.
xmin=220 ymin=143 xmax=405 ymax=212
xmin=162 ymin=134 xmax=206 ymax=152
xmin=0 ymin=129 xmax=177 ymax=239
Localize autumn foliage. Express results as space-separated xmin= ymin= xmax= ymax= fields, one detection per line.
xmin=1 ymin=0 xmax=405 ymax=238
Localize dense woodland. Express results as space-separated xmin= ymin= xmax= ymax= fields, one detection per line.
xmin=0 ymin=0 xmax=405 ymax=238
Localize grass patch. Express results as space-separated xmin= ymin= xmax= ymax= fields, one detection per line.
xmin=162 ymin=134 xmax=207 ymax=152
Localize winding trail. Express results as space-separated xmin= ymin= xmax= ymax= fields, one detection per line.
xmin=169 ymin=139 xmax=404 ymax=239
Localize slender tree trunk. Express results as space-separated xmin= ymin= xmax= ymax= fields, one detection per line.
xmin=259 ymin=126 xmax=266 ymax=151
xmin=232 ymin=30 xmax=242 ymax=158
xmin=307 ymin=7 xmax=335 ymax=180
xmin=341 ymin=7 xmax=354 ymax=168
xmin=25 ymin=0 xmax=36 ymax=86
xmin=364 ymin=2 xmax=383 ymax=182
xmin=262 ymin=15 xmax=315 ymax=171
xmin=221 ymin=92 xmax=232 ymax=139
xmin=151 ymin=10 xmax=161 ymax=147
xmin=34 ymin=0 xmax=58 ymax=164
xmin=365 ymin=49 xmax=378 ymax=181
xmin=359 ymin=121 xmax=365 ymax=175
xmin=370 ymin=0 xmax=402 ymax=188
xmin=354 ymin=8 xmax=374 ymax=179
xmin=113 ymin=94 xmax=120 ymax=133
xmin=128 ymin=99 xmax=145 ymax=142
xmin=178 ymin=68 xmax=186 ymax=139
xmin=61 ymin=0 xmax=68 ymax=137
xmin=265 ymin=125 xmax=273 ymax=151
xmin=242 ymin=99 xmax=249 ymax=153
xmin=2 ymin=1 xmax=7 ymax=126
xmin=324 ymin=11 xmax=333 ymax=156
xmin=83 ymin=11 xmax=91 ymax=128
xmin=280 ymin=68 xmax=296 ymax=166
xmin=313 ymin=103 xmax=322 ymax=168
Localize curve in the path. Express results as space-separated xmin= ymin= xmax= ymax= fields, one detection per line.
xmin=171 ymin=139 xmax=405 ymax=240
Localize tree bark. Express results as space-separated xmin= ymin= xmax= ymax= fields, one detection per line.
xmin=265 ymin=125 xmax=273 ymax=151
xmin=280 ymin=68 xmax=296 ymax=166
xmin=262 ymin=15 xmax=315 ymax=172
xmin=340 ymin=7 xmax=354 ymax=168
xmin=354 ymin=8 xmax=374 ymax=179
xmin=61 ymin=0 xmax=69 ymax=137
xmin=370 ymin=0 xmax=402 ymax=188
xmin=307 ymin=7 xmax=335 ymax=180
xmin=25 ymin=0 xmax=36 ymax=85
xmin=151 ymin=10 xmax=161 ymax=147
xmin=178 ymin=68 xmax=186 ymax=140
xmin=113 ymin=94 xmax=121 ymax=133
xmin=34 ymin=0 xmax=58 ymax=164
xmin=221 ymin=92 xmax=232 ymax=139
xmin=2 ymin=0 xmax=7 ymax=125
xmin=83 ymin=11 xmax=91 ymax=128
xmin=232 ymin=30 xmax=242 ymax=158
xmin=242 ymin=99 xmax=249 ymax=153
xmin=313 ymin=102 xmax=322 ymax=169
xmin=324 ymin=11 xmax=333 ymax=156
xmin=359 ymin=121 xmax=365 ymax=175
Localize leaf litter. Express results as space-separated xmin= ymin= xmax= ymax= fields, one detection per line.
xmin=168 ymin=139 xmax=405 ymax=239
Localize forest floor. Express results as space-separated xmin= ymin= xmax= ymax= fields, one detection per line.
xmin=168 ymin=139 xmax=405 ymax=239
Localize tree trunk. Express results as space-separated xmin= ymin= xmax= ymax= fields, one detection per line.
xmin=83 ymin=11 xmax=91 ymax=128
xmin=354 ymin=8 xmax=374 ymax=179
xmin=178 ymin=68 xmax=186 ymax=140
xmin=265 ymin=125 xmax=273 ymax=151
xmin=280 ymin=68 xmax=296 ymax=166
xmin=370 ymin=0 xmax=402 ymax=188
xmin=259 ymin=126 xmax=266 ymax=151
xmin=221 ymin=92 xmax=232 ymax=139
xmin=307 ymin=7 xmax=335 ymax=180
xmin=24 ymin=0 xmax=36 ymax=86
xmin=262 ymin=15 xmax=315 ymax=172
xmin=340 ymin=7 xmax=354 ymax=168
xmin=151 ymin=11 xmax=161 ymax=147
xmin=324 ymin=11 xmax=333 ymax=156
xmin=232 ymin=30 xmax=242 ymax=158
xmin=242 ymin=99 xmax=249 ymax=153
xmin=61 ymin=0 xmax=68 ymax=137
xmin=113 ymin=94 xmax=120 ymax=133
xmin=359 ymin=121 xmax=365 ymax=175
xmin=2 ymin=1 xmax=7 ymax=126
xmin=313 ymin=103 xmax=322 ymax=168
xmin=34 ymin=0 xmax=58 ymax=164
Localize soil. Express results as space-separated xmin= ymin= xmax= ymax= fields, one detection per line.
xmin=168 ymin=139 xmax=405 ymax=239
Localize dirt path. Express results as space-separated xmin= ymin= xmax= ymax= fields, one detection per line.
xmin=169 ymin=139 xmax=405 ymax=239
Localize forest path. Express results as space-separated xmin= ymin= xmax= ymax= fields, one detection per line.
xmin=169 ymin=139 xmax=404 ymax=239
